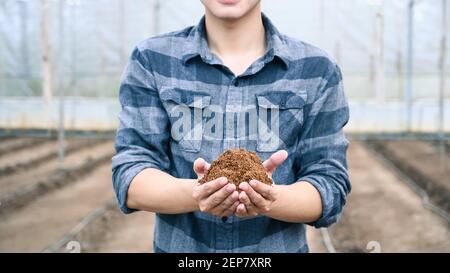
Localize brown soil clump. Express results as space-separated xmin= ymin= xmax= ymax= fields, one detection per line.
xmin=198 ymin=149 xmax=272 ymax=187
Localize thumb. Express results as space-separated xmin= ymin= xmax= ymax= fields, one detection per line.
xmin=193 ymin=158 xmax=211 ymax=178
xmin=263 ymin=150 xmax=288 ymax=175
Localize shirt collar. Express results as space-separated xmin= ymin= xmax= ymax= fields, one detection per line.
xmin=181 ymin=13 xmax=290 ymax=69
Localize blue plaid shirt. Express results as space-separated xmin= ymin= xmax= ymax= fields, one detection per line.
xmin=112 ymin=13 xmax=350 ymax=253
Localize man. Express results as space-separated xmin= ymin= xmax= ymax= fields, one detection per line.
xmin=112 ymin=0 xmax=350 ymax=253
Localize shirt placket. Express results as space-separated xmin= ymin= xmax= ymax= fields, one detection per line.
xmin=215 ymin=76 xmax=242 ymax=252
xmin=216 ymin=59 xmax=271 ymax=252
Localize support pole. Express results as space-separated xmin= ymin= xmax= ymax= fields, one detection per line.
xmin=374 ymin=2 xmax=385 ymax=101
xmin=405 ymin=0 xmax=415 ymax=132
xmin=19 ymin=0 xmax=30 ymax=78
xmin=118 ymin=0 xmax=126 ymax=67
xmin=41 ymin=0 xmax=52 ymax=130
xmin=319 ymin=0 xmax=325 ymax=46
xmin=396 ymin=5 xmax=404 ymax=99
xmin=58 ymin=0 xmax=66 ymax=166
xmin=439 ymin=0 xmax=448 ymax=170
xmin=153 ymin=0 xmax=160 ymax=35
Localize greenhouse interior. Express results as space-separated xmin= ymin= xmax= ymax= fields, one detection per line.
xmin=0 ymin=0 xmax=449 ymax=253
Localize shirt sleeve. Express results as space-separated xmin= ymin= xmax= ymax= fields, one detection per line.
xmin=112 ymin=46 xmax=171 ymax=214
xmin=295 ymin=61 xmax=351 ymax=228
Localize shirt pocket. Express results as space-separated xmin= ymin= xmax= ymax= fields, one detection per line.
xmin=255 ymin=91 xmax=307 ymax=152
xmin=160 ymin=88 xmax=212 ymax=153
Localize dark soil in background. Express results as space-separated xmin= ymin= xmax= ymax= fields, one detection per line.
xmin=199 ymin=149 xmax=272 ymax=186
xmin=2 ymin=137 xmax=449 ymax=252
xmin=367 ymin=140 xmax=450 ymax=214
xmin=329 ymin=142 xmax=450 ymax=253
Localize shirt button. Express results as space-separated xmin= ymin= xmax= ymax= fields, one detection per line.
xmin=233 ymin=80 xmax=239 ymax=87
xmin=221 ymin=216 xmax=228 ymax=223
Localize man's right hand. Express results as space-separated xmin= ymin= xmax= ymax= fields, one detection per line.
xmin=192 ymin=158 xmax=239 ymax=217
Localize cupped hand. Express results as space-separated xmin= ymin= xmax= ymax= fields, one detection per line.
xmin=192 ymin=158 xmax=240 ymax=217
xmin=235 ymin=150 xmax=288 ymax=218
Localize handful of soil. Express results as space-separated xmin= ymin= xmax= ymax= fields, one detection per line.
xmin=198 ymin=148 xmax=272 ymax=187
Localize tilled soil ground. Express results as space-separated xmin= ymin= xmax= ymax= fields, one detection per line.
xmin=327 ymin=142 xmax=450 ymax=253
xmin=0 ymin=162 xmax=115 ymax=251
xmin=0 ymin=137 xmax=449 ymax=253
xmin=368 ymin=140 xmax=450 ymax=213
xmin=69 ymin=209 xmax=155 ymax=253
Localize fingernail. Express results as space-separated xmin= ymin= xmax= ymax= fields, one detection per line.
xmin=249 ymin=180 xmax=257 ymax=187
xmin=232 ymin=191 xmax=239 ymax=199
xmin=219 ymin=177 xmax=228 ymax=185
xmin=239 ymin=182 xmax=248 ymax=190
xmin=226 ymin=184 xmax=235 ymax=192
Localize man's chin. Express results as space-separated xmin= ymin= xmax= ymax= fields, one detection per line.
xmin=209 ymin=10 xmax=247 ymax=20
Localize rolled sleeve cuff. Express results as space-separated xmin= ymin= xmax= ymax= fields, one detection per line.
xmin=113 ymin=162 xmax=160 ymax=214
xmin=298 ymin=175 xmax=340 ymax=228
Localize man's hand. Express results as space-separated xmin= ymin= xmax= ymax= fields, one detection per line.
xmin=235 ymin=180 xmax=278 ymax=217
xmin=235 ymin=150 xmax=288 ymax=218
xmin=192 ymin=158 xmax=240 ymax=217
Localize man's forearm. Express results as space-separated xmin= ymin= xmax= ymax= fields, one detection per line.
xmin=126 ymin=167 xmax=323 ymax=221
xmin=126 ymin=168 xmax=199 ymax=214
xmin=265 ymin=182 xmax=323 ymax=223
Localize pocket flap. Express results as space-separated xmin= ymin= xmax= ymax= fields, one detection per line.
xmin=160 ymin=88 xmax=211 ymax=108
xmin=256 ymin=91 xmax=306 ymax=109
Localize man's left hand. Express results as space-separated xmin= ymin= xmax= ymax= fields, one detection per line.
xmin=235 ymin=150 xmax=288 ymax=218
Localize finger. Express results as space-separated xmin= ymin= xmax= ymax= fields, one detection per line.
xmin=238 ymin=190 xmax=253 ymax=208
xmin=263 ymin=150 xmax=288 ymax=174
xmin=249 ymin=180 xmax=276 ymax=201
xmin=196 ymin=177 xmax=228 ymax=199
xmin=238 ymin=191 xmax=258 ymax=217
xmin=205 ymin=183 xmax=236 ymax=210
xmin=222 ymin=200 xmax=240 ymax=217
xmin=239 ymin=182 xmax=267 ymax=210
xmin=217 ymin=190 xmax=239 ymax=213
xmin=235 ymin=203 xmax=248 ymax=217
xmin=193 ymin=158 xmax=211 ymax=177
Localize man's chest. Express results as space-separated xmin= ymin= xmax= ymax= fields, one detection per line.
xmin=151 ymin=63 xmax=320 ymax=154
